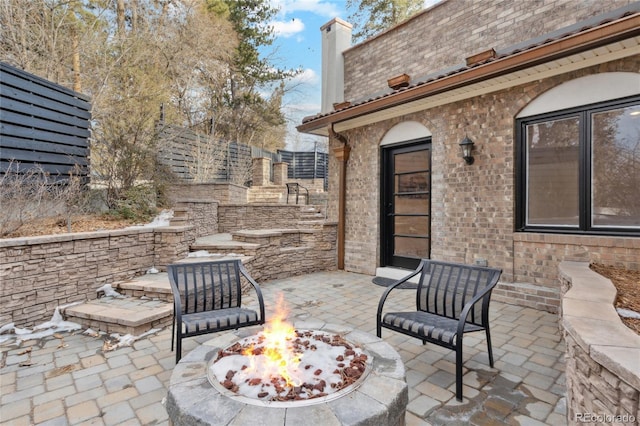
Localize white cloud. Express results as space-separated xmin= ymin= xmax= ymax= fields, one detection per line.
xmin=271 ymin=18 xmax=305 ymax=38
xmin=292 ymin=68 xmax=318 ymax=85
xmin=271 ymin=0 xmax=342 ymax=18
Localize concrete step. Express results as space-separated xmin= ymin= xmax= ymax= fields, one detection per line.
xmin=114 ymin=272 xmax=173 ymax=302
xmin=190 ymin=233 xmax=260 ymax=256
xmin=62 ymin=295 xmax=173 ymax=335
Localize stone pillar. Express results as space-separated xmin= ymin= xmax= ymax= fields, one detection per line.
xmin=252 ymin=157 xmax=271 ymax=186
xmin=273 ymin=162 xmax=288 ymax=186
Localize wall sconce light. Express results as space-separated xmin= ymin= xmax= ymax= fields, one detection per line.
xmin=459 ymin=136 xmax=475 ymax=165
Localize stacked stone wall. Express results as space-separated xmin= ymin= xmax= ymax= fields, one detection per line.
xmin=168 ymin=183 xmax=247 ymax=204
xmin=218 ymin=204 xmax=313 ymax=233
xmin=343 ymin=0 xmax=634 ymax=102
xmin=329 ymin=56 xmax=640 ymax=310
xmin=0 ymin=227 xmax=194 ymax=327
xmin=174 ymin=200 xmax=219 ymax=237
xmin=559 ymin=262 xmax=639 ymax=425
xmin=236 ymin=225 xmax=337 ymax=282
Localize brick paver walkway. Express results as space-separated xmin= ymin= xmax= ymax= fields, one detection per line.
xmin=0 ymin=270 xmax=566 ymax=425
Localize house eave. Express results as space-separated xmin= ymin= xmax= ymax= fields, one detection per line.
xmin=297 ymin=12 xmax=640 ymax=136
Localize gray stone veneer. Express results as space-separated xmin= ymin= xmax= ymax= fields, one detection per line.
xmin=559 ymin=261 xmax=639 ymax=425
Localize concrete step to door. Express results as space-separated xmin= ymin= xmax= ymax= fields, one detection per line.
xmin=62 ymin=296 xmax=173 ymax=336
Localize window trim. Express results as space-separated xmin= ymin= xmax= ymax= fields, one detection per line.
xmin=516 ymin=95 xmax=640 ymax=236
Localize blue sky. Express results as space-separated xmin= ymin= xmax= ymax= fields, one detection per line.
xmin=265 ymin=0 xmax=349 ymax=151
xmin=265 ymin=0 xmax=441 ymax=151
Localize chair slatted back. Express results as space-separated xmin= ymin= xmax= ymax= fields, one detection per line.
xmin=168 ymin=260 xmax=243 ymax=315
xmin=417 ymin=261 xmax=501 ymax=326
xmin=286 ymin=183 xmax=299 ymax=195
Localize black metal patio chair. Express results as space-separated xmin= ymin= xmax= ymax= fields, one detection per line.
xmin=167 ymin=259 xmax=265 ymax=363
xmin=286 ymin=182 xmax=309 ymax=205
xmin=377 ymin=259 xmax=502 ymax=401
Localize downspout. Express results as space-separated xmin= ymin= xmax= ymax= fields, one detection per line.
xmin=330 ymin=126 xmax=350 ymax=270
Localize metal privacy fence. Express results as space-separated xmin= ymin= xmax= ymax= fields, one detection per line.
xmin=0 ymin=62 xmax=91 ymax=181
xmin=157 ymin=125 xmax=328 ymax=189
xmin=157 ymin=125 xmax=253 ymax=184
xmin=278 ymin=150 xmax=328 ymax=190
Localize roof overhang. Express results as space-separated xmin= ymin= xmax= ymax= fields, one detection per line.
xmin=297 ymin=12 xmax=640 ymax=136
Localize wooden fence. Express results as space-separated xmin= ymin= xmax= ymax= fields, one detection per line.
xmin=0 ymin=62 xmax=91 ymax=181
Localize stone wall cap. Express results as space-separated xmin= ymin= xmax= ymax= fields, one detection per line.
xmin=560 ymin=260 xmax=640 ymax=392
xmin=0 ymin=227 xmax=159 ymax=246
xmin=173 ymin=198 xmax=219 ymax=204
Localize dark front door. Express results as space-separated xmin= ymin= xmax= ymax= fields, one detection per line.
xmin=381 ymin=141 xmax=431 ymax=269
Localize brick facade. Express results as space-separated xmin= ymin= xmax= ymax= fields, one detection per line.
xmin=331 ymin=57 xmax=640 ymax=312
xmin=343 ymin=0 xmax=635 ymax=102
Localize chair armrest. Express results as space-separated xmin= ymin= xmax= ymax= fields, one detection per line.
xmin=376 ymin=260 xmax=426 ymax=323
xmin=455 ymin=271 xmax=500 ymax=337
xmin=239 ymin=263 xmax=266 ymax=322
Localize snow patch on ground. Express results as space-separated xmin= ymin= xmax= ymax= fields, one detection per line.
xmin=617 ymin=308 xmax=640 ymax=319
xmin=127 ymin=209 xmax=174 ymax=229
xmin=97 ymin=283 xmax=125 ymax=298
xmin=0 ymin=303 xmax=83 ymax=345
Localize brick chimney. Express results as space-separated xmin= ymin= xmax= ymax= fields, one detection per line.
xmin=321 ymin=18 xmax=352 ymax=115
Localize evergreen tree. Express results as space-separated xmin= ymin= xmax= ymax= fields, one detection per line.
xmin=347 ymin=0 xmax=425 ymax=43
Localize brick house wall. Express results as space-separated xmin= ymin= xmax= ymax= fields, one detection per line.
xmin=329 ymin=54 xmax=640 ymax=313
xmin=343 ymin=0 xmax=635 ymax=102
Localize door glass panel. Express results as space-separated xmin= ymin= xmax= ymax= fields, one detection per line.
xmin=393 ymin=149 xmax=430 ymax=261
xmin=395 ymin=216 xmax=429 ymax=236
xmin=526 ymin=117 xmax=580 ymax=226
xmin=591 ymin=104 xmax=640 ymax=228
xmin=395 ymin=236 xmax=429 ymax=258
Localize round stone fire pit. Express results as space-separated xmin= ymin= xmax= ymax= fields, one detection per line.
xmin=166 ymin=321 xmax=408 ymax=426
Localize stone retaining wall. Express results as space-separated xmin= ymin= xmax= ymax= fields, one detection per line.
xmin=174 ymin=199 xmax=219 ymax=237
xmin=559 ymin=261 xmax=639 ymax=425
xmin=234 ymin=225 xmax=337 ymax=282
xmin=0 ymin=226 xmax=194 ymax=327
xmin=218 ymin=204 xmax=319 ymax=233
xmin=168 ymin=183 xmax=247 ymax=204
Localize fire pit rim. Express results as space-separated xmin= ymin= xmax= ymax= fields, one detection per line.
xmin=206 ymin=328 xmax=373 ymax=407
xmin=166 ymin=321 xmax=408 ymax=426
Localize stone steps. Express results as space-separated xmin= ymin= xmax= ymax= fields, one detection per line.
xmin=114 ymin=272 xmax=174 ymax=302
xmin=190 ymin=233 xmax=260 ymax=257
xmin=62 ymin=274 xmax=174 ymax=335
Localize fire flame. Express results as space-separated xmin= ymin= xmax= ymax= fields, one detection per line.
xmin=242 ymin=294 xmax=302 ymax=387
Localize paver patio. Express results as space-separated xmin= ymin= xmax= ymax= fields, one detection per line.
xmin=0 ymin=270 xmax=566 ymax=425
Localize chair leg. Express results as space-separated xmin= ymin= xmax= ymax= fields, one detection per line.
xmin=171 ymin=317 xmax=175 ymax=352
xmin=455 ymin=342 xmax=463 ymax=402
xmin=176 ymin=333 xmax=182 ymax=364
xmin=485 ymin=326 xmax=494 ymax=367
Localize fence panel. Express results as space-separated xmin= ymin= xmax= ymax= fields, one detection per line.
xmin=0 ymin=62 xmax=91 ymax=181
xmin=157 ymin=125 xmax=328 ymax=189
